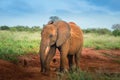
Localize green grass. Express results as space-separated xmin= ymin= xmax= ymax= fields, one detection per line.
xmin=0 ymin=30 xmax=40 ymax=62
xmin=0 ymin=31 xmax=120 ymax=62
xmin=84 ymin=33 xmax=120 ymax=49
xmin=58 ymin=69 xmax=120 ymax=80
xmin=0 ymin=31 xmax=120 ymax=79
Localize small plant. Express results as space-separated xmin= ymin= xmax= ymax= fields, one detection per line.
xmin=66 ymin=70 xmax=93 ymax=80
xmin=57 ymin=69 xmax=93 ymax=80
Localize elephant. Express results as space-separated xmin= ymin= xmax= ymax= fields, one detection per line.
xmin=39 ymin=20 xmax=83 ymax=73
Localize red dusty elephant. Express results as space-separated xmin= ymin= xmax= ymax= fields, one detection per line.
xmin=39 ymin=20 xmax=83 ymax=73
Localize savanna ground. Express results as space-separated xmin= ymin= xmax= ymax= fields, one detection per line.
xmin=0 ymin=31 xmax=120 ymax=80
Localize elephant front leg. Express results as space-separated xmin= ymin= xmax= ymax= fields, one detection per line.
xmin=60 ymin=53 xmax=68 ymax=72
xmin=59 ymin=42 xmax=69 ymax=72
xmin=45 ymin=46 xmax=56 ymax=72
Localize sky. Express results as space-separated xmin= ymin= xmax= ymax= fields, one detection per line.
xmin=0 ymin=0 xmax=120 ymax=29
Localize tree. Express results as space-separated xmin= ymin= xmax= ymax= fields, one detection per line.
xmin=112 ymin=24 xmax=120 ymax=30
xmin=83 ymin=28 xmax=111 ymax=34
xmin=112 ymin=24 xmax=120 ymax=36
xmin=112 ymin=29 xmax=120 ymax=36
xmin=31 ymin=26 xmax=41 ymax=31
xmin=49 ymin=16 xmax=61 ymax=22
xmin=0 ymin=25 xmax=10 ymax=30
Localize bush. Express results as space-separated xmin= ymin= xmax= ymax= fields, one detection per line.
xmin=112 ymin=29 xmax=120 ymax=36
xmin=0 ymin=25 xmax=10 ymax=30
xmin=83 ymin=28 xmax=111 ymax=35
xmin=9 ymin=25 xmax=42 ymax=32
xmin=112 ymin=24 xmax=120 ymax=30
xmin=97 ymin=28 xmax=111 ymax=35
xmin=11 ymin=25 xmax=30 ymax=31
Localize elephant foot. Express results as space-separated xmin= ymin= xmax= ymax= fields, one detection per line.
xmin=41 ymin=71 xmax=50 ymax=76
xmin=40 ymin=68 xmax=50 ymax=76
xmin=59 ymin=68 xmax=68 ymax=73
xmin=69 ymin=65 xmax=78 ymax=71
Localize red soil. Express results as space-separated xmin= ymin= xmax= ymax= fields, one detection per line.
xmin=0 ymin=48 xmax=120 ymax=80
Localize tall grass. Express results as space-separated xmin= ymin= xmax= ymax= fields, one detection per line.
xmin=84 ymin=33 xmax=120 ymax=49
xmin=0 ymin=31 xmax=120 ymax=62
xmin=0 ymin=31 xmax=40 ymax=62
xmin=0 ymin=31 xmax=120 ymax=79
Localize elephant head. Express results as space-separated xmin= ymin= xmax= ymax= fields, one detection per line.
xmin=40 ymin=21 xmax=71 ymax=73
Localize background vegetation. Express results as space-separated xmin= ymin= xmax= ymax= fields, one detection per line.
xmin=0 ymin=30 xmax=40 ymax=62
xmin=0 ymin=25 xmax=41 ymax=32
xmin=0 ymin=27 xmax=120 ymax=61
xmin=0 ymin=22 xmax=120 ymax=80
xmin=0 ymin=24 xmax=120 ymax=62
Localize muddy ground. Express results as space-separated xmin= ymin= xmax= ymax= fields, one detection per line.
xmin=0 ymin=48 xmax=120 ymax=80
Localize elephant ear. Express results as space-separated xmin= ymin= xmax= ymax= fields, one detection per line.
xmin=54 ymin=21 xmax=71 ymax=47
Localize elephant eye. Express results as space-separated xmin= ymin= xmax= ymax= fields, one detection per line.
xmin=49 ymin=34 xmax=53 ymax=38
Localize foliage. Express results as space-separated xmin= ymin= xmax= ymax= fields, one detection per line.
xmin=47 ymin=16 xmax=62 ymax=24
xmin=0 ymin=25 xmax=10 ymax=30
xmin=49 ymin=16 xmax=61 ymax=22
xmin=112 ymin=24 xmax=120 ymax=30
xmin=112 ymin=24 xmax=120 ymax=36
xmin=83 ymin=28 xmax=111 ymax=35
xmin=31 ymin=26 xmax=41 ymax=31
xmin=112 ymin=29 xmax=120 ymax=36
xmin=0 ymin=25 xmax=42 ymax=32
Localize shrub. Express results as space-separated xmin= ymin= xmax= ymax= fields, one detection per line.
xmin=97 ymin=28 xmax=111 ymax=35
xmin=83 ymin=28 xmax=111 ymax=35
xmin=9 ymin=25 xmax=42 ymax=32
xmin=0 ymin=25 xmax=10 ymax=30
xmin=57 ymin=69 xmax=93 ymax=80
xmin=112 ymin=29 xmax=120 ymax=36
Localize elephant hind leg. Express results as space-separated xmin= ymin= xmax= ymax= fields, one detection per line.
xmin=75 ymin=49 xmax=82 ymax=69
xmin=67 ymin=55 xmax=73 ymax=70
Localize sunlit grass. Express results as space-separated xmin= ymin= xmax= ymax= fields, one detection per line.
xmin=84 ymin=33 xmax=120 ymax=49
xmin=0 ymin=31 xmax=40 ymax=62
xmin=0 ymin=31 xmax=120 ymax=62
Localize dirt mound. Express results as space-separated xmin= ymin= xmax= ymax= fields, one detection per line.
xmin=0 ymin=48 xmax=120 ymax=80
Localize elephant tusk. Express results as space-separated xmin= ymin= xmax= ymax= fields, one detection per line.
xmin=45 ymin=46 xmax=50 ymax=57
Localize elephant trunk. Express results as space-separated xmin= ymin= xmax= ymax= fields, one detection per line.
xmin=40 ymin=39 xmax=50 ymax=72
